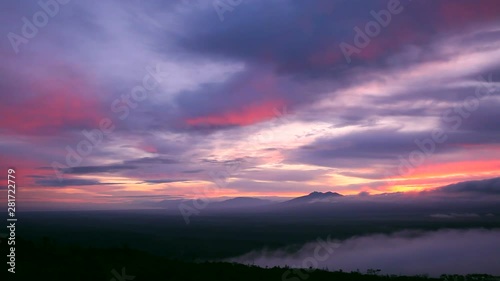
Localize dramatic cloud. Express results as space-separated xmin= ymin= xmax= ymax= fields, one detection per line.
xmin=61 ymin=165 xmax=138 ymax=175
xmin=35 ymin=178 xmax=112 ymax=187
xmin=143 ymin=179 xmax=189 ymax=184
xmin=1 ymin=0 xmax=499 ymax=207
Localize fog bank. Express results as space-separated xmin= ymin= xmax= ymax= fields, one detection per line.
xmin=229 ymin=229 xmax=500 ymax=277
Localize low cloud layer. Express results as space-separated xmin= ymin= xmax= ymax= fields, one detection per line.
xmin=229 ymin=229 xmax=500 ymax=277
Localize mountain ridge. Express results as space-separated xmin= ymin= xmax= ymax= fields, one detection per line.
xmin=282 ymin=191 xmax=344 ymax=205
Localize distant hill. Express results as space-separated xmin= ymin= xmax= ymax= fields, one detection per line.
xmin=283 ymin=191 xmax=343 ymax=205
xmin=210 ymin=197 xmax=273 ymax=209
xmin=154 ymin=199 xmax=187 ymax=209
xmin=151 ymin=177 xmax=500 ymax=211
xmin=429 ymin=177 xmax=500 ymax=195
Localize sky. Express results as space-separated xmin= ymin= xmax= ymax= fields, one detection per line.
xmin=1 ymin=0 xmax=500 ymax=209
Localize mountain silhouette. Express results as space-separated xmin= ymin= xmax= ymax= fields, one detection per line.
xmin=429 ymin=177 xmax=500 ymax=195
xmin=283 ymin=191 xmax=343 ymax=205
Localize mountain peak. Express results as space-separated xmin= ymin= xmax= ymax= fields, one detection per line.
xmin=308 ymin=191 xmax=343 ymax=197
xmin=284 ymin=191 xmax=343 ymax=205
